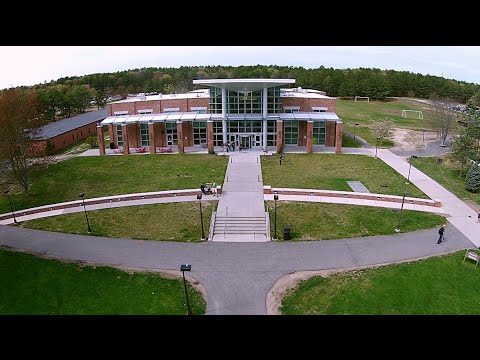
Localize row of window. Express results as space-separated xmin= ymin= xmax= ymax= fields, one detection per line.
xmin=114 ymin=108 xmax=207 ymax=116
xmin=115 ymin=120 xmax=327 ymax=147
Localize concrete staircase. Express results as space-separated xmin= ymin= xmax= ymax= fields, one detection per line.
xmin=212 ymin=213 xmax=268 ymax=242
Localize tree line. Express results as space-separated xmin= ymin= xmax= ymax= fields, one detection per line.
xmin=21 ymin=65 xmax=479 ymax=124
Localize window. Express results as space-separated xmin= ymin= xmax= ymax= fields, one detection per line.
xmin=312 ymin=107 xmax=328 ymax=113
xmin=165 ymin=123 xmax=178 ymax=145
xmin=116 ymin=125 xmax=123 ymax=147
xmin=213 ymin=121 xmax=223 ymax=146
xmin=114 ymin=111 xmax=128 ymax=116
xmin=284 ymin=106 xmax=300 ymax=113
xmin=313 ymin=121 xmax=326 ymax=145
xmin=138 ymin=109 xmax=153 ymax=114
xmin=191 ymin=107 xmax=207 ymax=114
xmin=193 ymin=122 xmax=207 ymax=145
xmin=284 ymin=120 xmax=298 ymax=145
xmin=140 ymin=124 xmax=149 ymax=146
xmin=163 ymin=108 xmax=179 ymax=113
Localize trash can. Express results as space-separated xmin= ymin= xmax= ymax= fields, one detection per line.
xmin=284 ymin=224 xmax=291 ymax=241
xmin=110 ymin=143 xmax=115 ymax=150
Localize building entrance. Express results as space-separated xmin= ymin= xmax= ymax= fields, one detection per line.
xmin=240 ymin=135 xmax=251 ymax=149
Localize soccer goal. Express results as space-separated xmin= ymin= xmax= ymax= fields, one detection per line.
xmin=402 ymin=110 xmax=423 ymax=119
xmin=354 ymin=96 xmax=370 ymax=102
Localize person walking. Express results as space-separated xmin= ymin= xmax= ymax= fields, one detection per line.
xmin=212 ymin=180 xmax=217 ymax=197
xmin=232 ymin=141 xmax=235 ymax=152
xmin=437 ymin=225 xmax=445 ymax=244
xmin=477 ymin=211 xmax=480 ymax=223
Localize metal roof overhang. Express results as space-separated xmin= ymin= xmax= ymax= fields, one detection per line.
xmin=193 ymin=79 xmax=295 ymax=93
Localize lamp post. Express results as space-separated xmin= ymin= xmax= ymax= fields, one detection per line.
xmin=197 ymin=194 xmax=206 ymax=241
xmin=273 ymin=194 xmax=279 ymax=240
xmin=406 ymin=155 xmax=419 ymax=184
xmin=3 ymin=189 xmax=17 ymax=224
xmin=78 ymin=193 xmax=92 ymax=234
xmin=180 ymin=264 xmax=192 ymax=315
xmin=279 ymin=153 xmax=283 ymax=165
xmin=353 ymin=123 xmax=360 ymax=143
xmin=395 ymin=191 xmax=409 ymax=233
xmin=375 ymin=137 xmax=380 ymax=158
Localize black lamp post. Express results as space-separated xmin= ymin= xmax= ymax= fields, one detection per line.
xmin=180 ymin=264 xmax=192 ymax=315
xmin=375 ymin=137 xmax=380 ymax=158
xmin=78 ymin=193 xmax=92 ymax=234
xmin=395 ymin=191 xmax=409 ymax=233
xmin=406 ymin=155 xmax=419 ymax=184
xmin=197 ymin=194 xmax=206 ymax=241
xmin=4 ymin=189 xmax=17 ymax=224
xmin=273 ymin=194 xmax=279 ymax=240
xmin=279 ymin=153 xmax=283 ymax=165
xmin=353 ymin=123 xmax=360 ymax=142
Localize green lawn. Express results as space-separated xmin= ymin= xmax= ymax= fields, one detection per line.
xmin=262 ymin=154 xmax=427 ymax=198
xmin=0 ymin=248 xmax=206 ymax=314
xmin=281 ymin=250 xmax=480 ymax=314
xmin=414 ymin=157 xmax=480 ymax=206
xmin=267 ymin=202 xmax=445 ymax=240
xmin=21 ymin=202 xmax=214 ymax=242
xmin=337 ymin=99 xmax=431 ymax=146
xmin=341 ymin=133 xmax=362 ymax=148
xmin=0 ymin=155 xmax=227 ymax=214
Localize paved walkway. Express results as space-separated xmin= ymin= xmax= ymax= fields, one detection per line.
xmin=0 ymin=224 xmax=472 ymax=314
xmin=376 ymin=149 xmax=480 ymax=247
xmin=214 ymin=151 xmax=267 ymax=242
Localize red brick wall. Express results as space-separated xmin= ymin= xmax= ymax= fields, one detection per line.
xmin=187 ymin=98 xmax=209 ymax=111
xmin=298 ymin=121 xmax=307 ymax=146
xmin=160 ymin=99 xmax=189 ymax=112
xmin=135 ymin=100 xmax=161 ymax=113
xmin=109 ymin=102 xmax=136 ymax=115
xmin=154 ymin=123 xmax=165 ymax=147
xmin=325 ymin=121 xmax=336 ymax=146
xmin=127 ymin=123 xmax=140 ymax=148
xmin=280 ymin=97 xmax=336 ymax=112
xmin=182 ymin=122 xmax=193 ymax=147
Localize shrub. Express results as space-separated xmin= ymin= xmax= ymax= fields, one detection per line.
xmin=85 ymin=135 xmax=98 ymax=148
xmin=465 ymin=164 xmax=480 ymax=192
xmin=45 ymin=140 xmax=55 ymax=156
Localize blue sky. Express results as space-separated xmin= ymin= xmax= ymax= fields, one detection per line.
xmin=1 ymin=46 xmax=479 ymax=89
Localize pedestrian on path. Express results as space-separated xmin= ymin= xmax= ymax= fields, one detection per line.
xmin=232 ymin=141 xmax=235 ymax=151
xmin=212 ymin=180 xmax=217 ymax=197
xmin=437 ymin=225 xmax=445 ymax=244
xmin=477 ymin=211 xmax=480 ymax=223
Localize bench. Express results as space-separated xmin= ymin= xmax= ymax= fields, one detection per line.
xmin=463 ymin=249 xmax=479 ymax=268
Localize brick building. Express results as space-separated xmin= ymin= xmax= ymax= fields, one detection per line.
xmin=33 ymin=109 xmax=107 ymax=153
xmin=98 ymin=79 xmax=342 ymax=155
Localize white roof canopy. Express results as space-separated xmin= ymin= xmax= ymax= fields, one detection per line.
xmin=193 ymin=78 xmax=295 ymax=94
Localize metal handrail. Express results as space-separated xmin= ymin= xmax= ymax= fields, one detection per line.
xmin=224 ymin=206 xmax=228 ymax=238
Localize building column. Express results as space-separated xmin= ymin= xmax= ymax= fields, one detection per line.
xmin=276 ymin=120 xmax=283 ymax=153
xmin=263 ymin=87 xmax=268 ymax=149
xmin=108 ymin=124 xmax=116 ymax=149
xmin=148 ymin=122 xmax=156 ymax=155
xmin=121 ymin=123 xmax=130 ymax=155
xmin=221 ymin=88 xmax=227 ymax=146
xmin=176 ymin=121 xmax=184 ymax=154
xmin=335 ymin=122 xmax=343 ymax=154
xmin=306 ymin=120 xmax=314 ymax=154
xmin=97 ymin=125 xmax=105 ymax=156
xmin=159 ymin=123 xmax=165 ymax=147
xmin=207 ymin=120 xmax=214 ymax=154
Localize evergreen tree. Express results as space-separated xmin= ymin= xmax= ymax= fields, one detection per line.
xmin=465 ymin=164 xmax=480 ymax=192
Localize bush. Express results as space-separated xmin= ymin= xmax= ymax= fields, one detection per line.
xmin=85 ymin=135 xmax=98 ymax=148
xmin=465 ymin=164 xmax=480 ymax=192
xmin=45 ymin=140 xmax=55 ymax=156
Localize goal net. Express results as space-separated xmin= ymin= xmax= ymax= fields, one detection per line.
xmin=402 ymin=110 xmax=423 ymax=119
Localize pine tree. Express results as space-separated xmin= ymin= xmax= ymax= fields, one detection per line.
xmin=465 ymin=164 xmax=480 ymax=193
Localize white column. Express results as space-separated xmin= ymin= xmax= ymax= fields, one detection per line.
xmin=221 ymin=87 xmax=227 ymax=145
xmin=262 ymin=87 xmax=268 ymax=149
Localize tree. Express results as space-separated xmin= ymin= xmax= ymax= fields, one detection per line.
xmin=426 ymin=100 xmax=458 ymax=146
xmin=0 ymin=89 xmax=44 ymax=195
xmin=371 ymin=118 xmax=395 ymax=145
xmin=465 ymin=164 xmax=480 ymax=192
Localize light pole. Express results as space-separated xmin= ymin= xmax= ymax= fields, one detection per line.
xmin=395 ymin=191 xmax=409 ymax=233
xmin=353 ymin=123 xmax=360 ymax=143
xmin=406 ymin=155 xmax=419 ymax=184
xmin=273 ymin=194 xmax=279 ymax=240
xmin=78 ymin=193 xmax=92 ymax=234
xmin=375 ymin=137 xmax=380 ymax=158
xmin=4 ymin=189 xmax=17 ymax=224
xmin=180 ymin=264 xmax=192 ymax=315
xmin=197 ymin=194 xmax=206 ymax=241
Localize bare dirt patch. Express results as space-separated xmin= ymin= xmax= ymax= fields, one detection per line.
xmin=391 ymin=128 xmax=438 ymax=152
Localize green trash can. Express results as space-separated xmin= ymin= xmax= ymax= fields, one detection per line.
xmin=284 ymin=224 xmax=291 ymax=240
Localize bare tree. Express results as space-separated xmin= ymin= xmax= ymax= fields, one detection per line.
xmin=0 ymin=88 xmax=44 ymax=195
xmin=371 ymin=117 xmax=395 ymax=145
xmin=426 ymin=100 xmax=458 ymax=147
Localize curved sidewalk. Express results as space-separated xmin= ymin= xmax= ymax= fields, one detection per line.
xmin=0 ymin=224 xmax=472 ymax=315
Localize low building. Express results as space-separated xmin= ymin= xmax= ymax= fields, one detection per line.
xmin=98 ymin=79 xmax=343 ymax=155
xmin=33 ymin=109 xmax=107 ymax=153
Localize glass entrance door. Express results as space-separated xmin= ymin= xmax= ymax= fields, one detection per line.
xmin=254 ymin=134 xmax=262 ymax=147
xmin=240 ymin=135 xmax=251 ymax=149
xmin=167 ymin=134 xmax=173 ymax=146
xmin=229 ymin=134 xmax=238 ymax=147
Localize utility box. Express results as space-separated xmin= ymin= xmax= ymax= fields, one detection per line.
xmin=284 ymin=224 xmax=291 ymax=240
